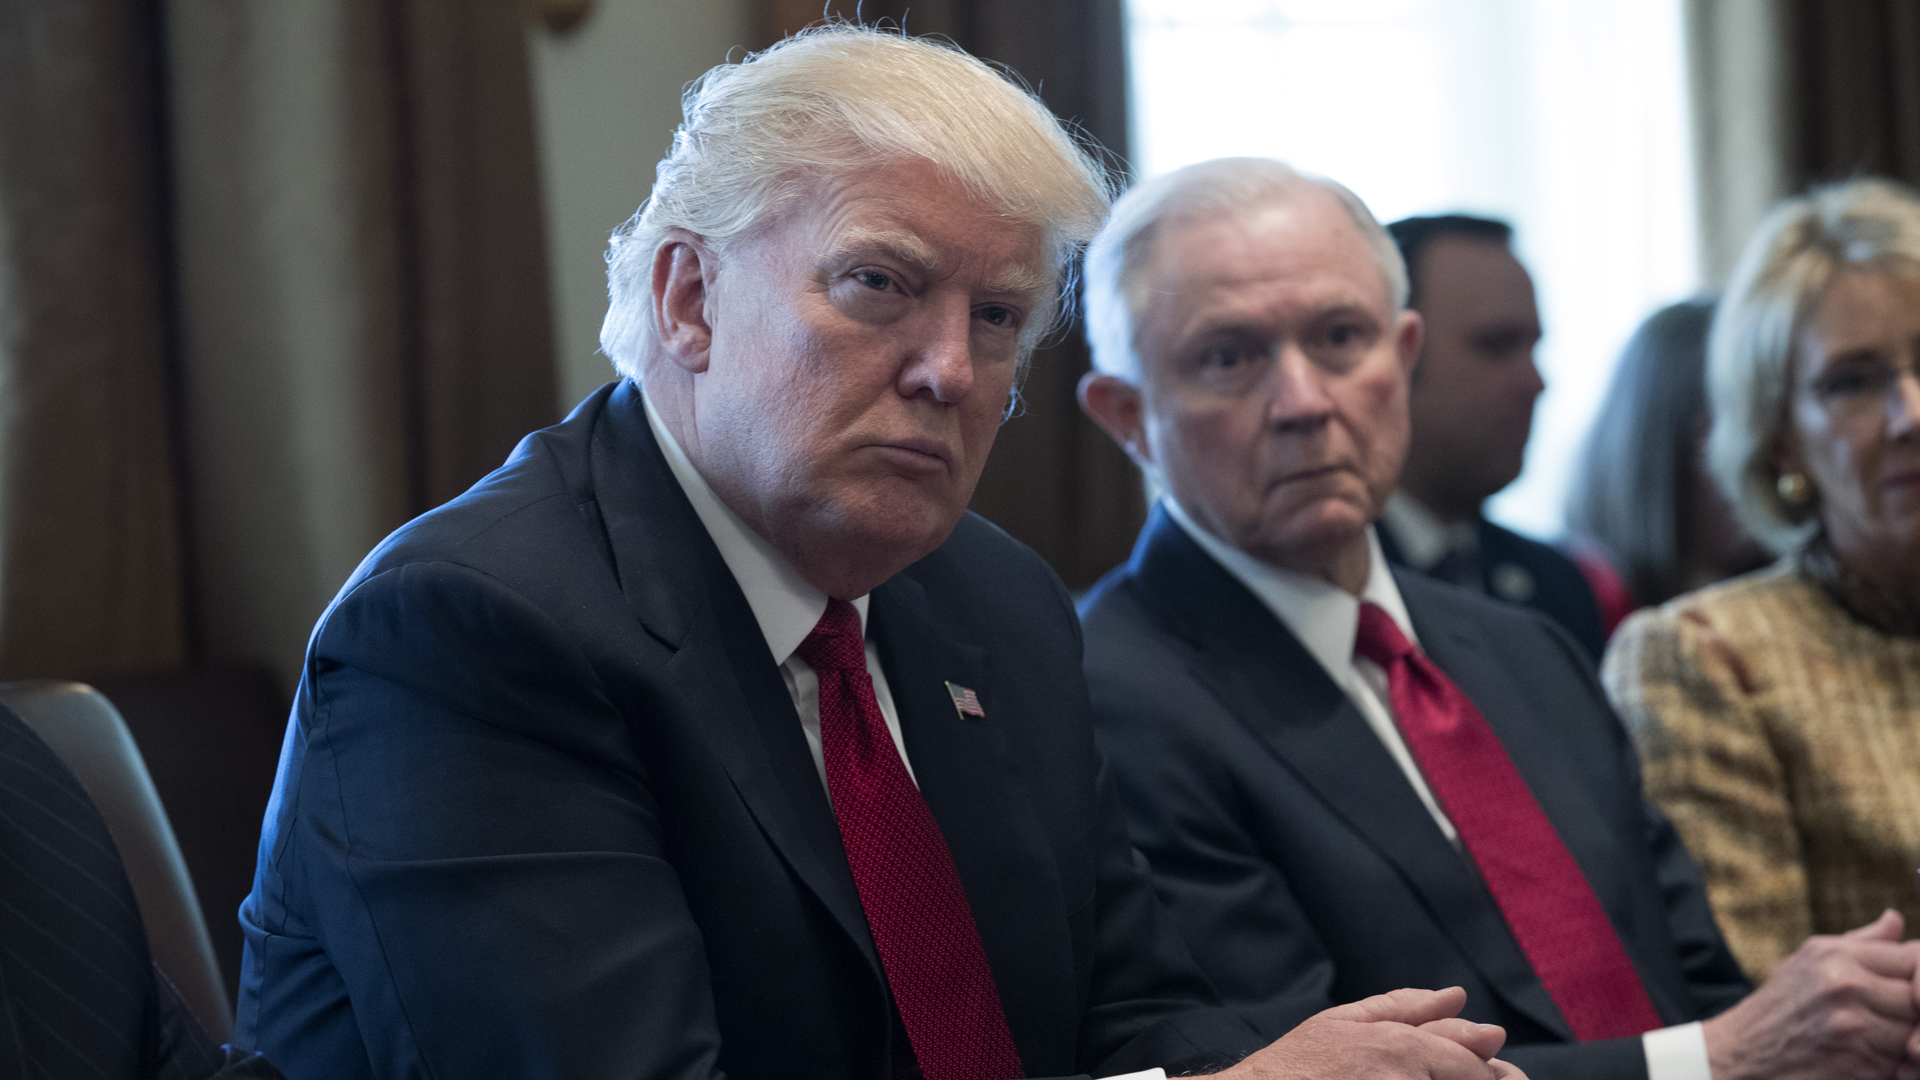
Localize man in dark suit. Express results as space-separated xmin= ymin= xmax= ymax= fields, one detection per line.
xmin=0 ymin=704 xmax=280 ymax=1079
xmin=1076 ymin=157 xmax=1920 ymax=1080
xmin=1374 ymin=215 xmax=1609 ymax=659
xmin=234 ymin=29 xmax=1525 ymax=1080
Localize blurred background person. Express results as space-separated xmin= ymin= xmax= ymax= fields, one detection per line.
xmin=1605 ymin=177 xmax=1920 ymax=982
xmin=1379 ymin=215 xmax=1610 ymax=661
xmin=1567 ymin=299 xmax=1770 ymax=613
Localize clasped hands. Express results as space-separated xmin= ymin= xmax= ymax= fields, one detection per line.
xmin=1705 ymin=909 xmax=1920 ymax=1080
xmin=1206 ymin=985 xmax=1524 ymax=1080
xmin=1198 ymin=909 xmax=1920 ymax=1080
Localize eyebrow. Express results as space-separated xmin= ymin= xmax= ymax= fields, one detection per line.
xmin=827 ymin=228 xmax=939 ymax=275
xmin=827 ymin=227 xmax=1050 ymax=301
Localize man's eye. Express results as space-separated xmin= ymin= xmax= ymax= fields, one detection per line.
xmin=1327 ymin=324 xmax=1358 ymax=347
xmin=1201 ymin=346 xmax=1243 ymax=368
xmin=855 ymin=269 xmax=893 ymax=291
xmin=977 ymin=304 xmax=1017 ymax=328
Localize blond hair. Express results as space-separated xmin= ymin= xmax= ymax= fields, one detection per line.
xmin=1708 ymin=177 xmax=1920 ymax=553
xmin=599 ymin=23 xmax=1114 ymax=378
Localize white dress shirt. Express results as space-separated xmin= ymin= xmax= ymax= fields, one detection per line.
xmin=1380 ymin=490 xmax=1477 ymax=573
xmin=643 ymin=393 xmax=1164 ymax=1080
xmin=1161 ymin=499 xmax=1710 ymax=1080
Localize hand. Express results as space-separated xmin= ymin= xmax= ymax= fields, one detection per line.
xmin=1703 ymin=909 xmax=1920 ymax=1080
xmin=1209 ymin=986 xmax=1527 ymax=1080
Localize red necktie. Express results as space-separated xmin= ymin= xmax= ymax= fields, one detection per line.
xmin=1353 ymin=602 xmax=1664 ymax=1041
xmin=796 ymin=599 xmax=1026 ymax=1080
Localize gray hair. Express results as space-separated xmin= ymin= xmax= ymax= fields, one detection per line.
xmin=1707 ymin=176 xmax=1920 ymax=554
xmin=1083 ymin=157 xmax=1408 ymax=382
xmin=599 ymin=23 xmax=1114 ymax=379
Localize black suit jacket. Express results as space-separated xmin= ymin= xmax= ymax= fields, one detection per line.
xmin=236 ymin=381 xmax=1264 ymax=1080
xmin=1081 ymin=508 xmax=1750 ymax=1080
xmin=1378 ymin=513 xmax=1607 ymax=661
xmin=0 ymin=705 xmax=279 ymax=1080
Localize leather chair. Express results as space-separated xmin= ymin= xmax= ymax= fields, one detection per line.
xmin=0 ymin=680 xmax=233 ymax=1041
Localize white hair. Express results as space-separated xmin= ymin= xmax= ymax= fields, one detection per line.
xmin=1707 ymin=176 xmax=1920 ymax=554
xmin=599 ymin=23 xmax=1114 ymax=379
xmin=1083 ymin=157 xmax=1408 ymax=382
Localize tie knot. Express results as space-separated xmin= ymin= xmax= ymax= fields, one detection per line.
xmin=1353 ymin=601 xmax=1416 ymax=668
xmin=796 ymin=597 xmax=866 ymax=673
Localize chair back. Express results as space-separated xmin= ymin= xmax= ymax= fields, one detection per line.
xmin=0 ymin=680 xmax=232 ymax=1041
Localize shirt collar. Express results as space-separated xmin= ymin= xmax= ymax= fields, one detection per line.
xmin=1380 ymin=491 xmax=1477 ymax=572
xmin=641 ymin=386 xmax=868 ymax=664
xmin=1162 ymin=496 xmax=1418 ymax=674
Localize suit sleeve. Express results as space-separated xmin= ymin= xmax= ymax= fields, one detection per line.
xmin=273 ymin=560 xmax=726 ymax=1080
xmin=1604 ymin=607 xmax=1804 ymax=984
xmin=1084 ymin=649 xmax=1342 ymax=1043
xmin=1076 ymin=751 xmax=1275 ymax=1076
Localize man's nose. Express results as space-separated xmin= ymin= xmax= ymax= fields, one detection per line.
xmin=1265 ymin=344 xmax=1336 ymax=430
xmin=903 ymin=301 xmax=976 ymax=403
xmin=1519 ymin=352 xmax=1546 ymax=401
xmin=1889 ymin=369 xmax=1920 ymax=437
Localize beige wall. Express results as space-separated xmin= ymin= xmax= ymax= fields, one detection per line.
xmin=527 ymin=0 xmax=753 ymax=411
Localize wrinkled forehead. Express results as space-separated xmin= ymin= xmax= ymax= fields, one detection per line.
xmin=1138 ymin=195 xmax=1394 ymax=323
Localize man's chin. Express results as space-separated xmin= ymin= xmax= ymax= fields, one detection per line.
xmin=1242 ymin=510 xmax=1373 ymax=574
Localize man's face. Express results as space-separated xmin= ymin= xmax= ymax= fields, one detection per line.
xmin=1401 ymin=236 xmax=1544 ymax=516
xmin=1099 ymin=191 xmax=1420 ymax=577
xmin=685 ymin=159 xmax=1046 ymax=590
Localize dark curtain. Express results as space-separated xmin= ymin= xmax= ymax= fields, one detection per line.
xmin=0 ymin=3 xmax=188 ymax=679
xmin=1787 ymin=0 xmax=1920 ymax=187
xmin=758 ymin=0 xmax=1146 ymax=590
xmin=0 ymin=0 xmax=557 ymax=1013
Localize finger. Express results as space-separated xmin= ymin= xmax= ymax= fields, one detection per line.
xmin=1840 ymin=973 xmax=1920 ymax=1024
xmin=1844 ymin=909 xmax=1906 ymax=943
xmin=1490 ymin=1059 xmax=1532 ymax=1080
xmin=1418 ymin=1017 xmax=1506 ymax=1060
xmin=1838 ymin=941 xmax=1920 ymax=982
xmin=1316 ymin=985 xmax=1469 ymax=1026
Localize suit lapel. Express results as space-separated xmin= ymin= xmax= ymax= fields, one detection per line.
xmin=869 ymin=573 xmax=1078 ymax=1062
xmin=588 ymin=381 xmax=878 ymax=977
xmin=1133 ymin=512 xmax=1573 ymax=1040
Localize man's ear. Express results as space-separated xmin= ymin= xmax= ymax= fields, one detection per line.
xmin=1394 ymin=308 xmax=1424 ymax=381
xmin=652 ymin=230 xmax=717 ymax=374
xmin=1079 ymin=370 xmax=1152 ymax=468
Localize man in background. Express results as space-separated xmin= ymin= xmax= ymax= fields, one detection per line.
xmin=1077 ymin=157 xmax=1920 ymax=1080
xmin=1378 ymin=215 xmax=1610 ymax=658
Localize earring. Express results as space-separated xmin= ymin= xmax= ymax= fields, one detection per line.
xmin=1777 ymin=472 xmax=1814 ymax=505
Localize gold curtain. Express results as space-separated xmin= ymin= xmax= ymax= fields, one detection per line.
xmin=164 ymin=0 xmax=559 ymax=690
xmin=0 ymin=0 xmax=560 ymax=996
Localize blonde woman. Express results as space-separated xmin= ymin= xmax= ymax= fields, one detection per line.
xmin=1604 ymin=177 xmax=1920 ymax=981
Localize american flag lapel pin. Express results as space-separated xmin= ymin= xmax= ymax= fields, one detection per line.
xmin=945 ymin=681 xmax=986 ymax=719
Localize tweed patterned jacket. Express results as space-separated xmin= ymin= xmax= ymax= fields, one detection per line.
xmin=1603 ymin=562 xmax=1920 ymax=980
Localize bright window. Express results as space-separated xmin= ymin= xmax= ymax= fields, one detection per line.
xmin=1127 ymin=0 xmax=1698 ymax=538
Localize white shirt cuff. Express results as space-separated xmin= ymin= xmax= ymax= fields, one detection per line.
xmin=1098 ymin=1070 xmax=1166 ymax=1080
xmin=1643 ymin=1021 xmax=1710 ymax=1080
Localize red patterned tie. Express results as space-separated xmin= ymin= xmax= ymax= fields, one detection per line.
xmin=796 ymin=599 xmax=1026 ymax=1080
xmin=1353 ymin=602 xmax=1664 ymax=1041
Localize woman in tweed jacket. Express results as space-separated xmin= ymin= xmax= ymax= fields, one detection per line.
xmin=1603 ymin=177 xmax=1920 ymax=982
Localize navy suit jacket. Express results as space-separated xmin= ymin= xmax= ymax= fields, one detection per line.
xmin=0 ymin=706 xmax=279 ymax=1080
xmin=1378 ymin=514 xmax=1607 ymax=661
xmin=237 ymin=382 xmax=1265 ymax=1080
xmin=1081 ymin=508 xmax=1750 ymax=1080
